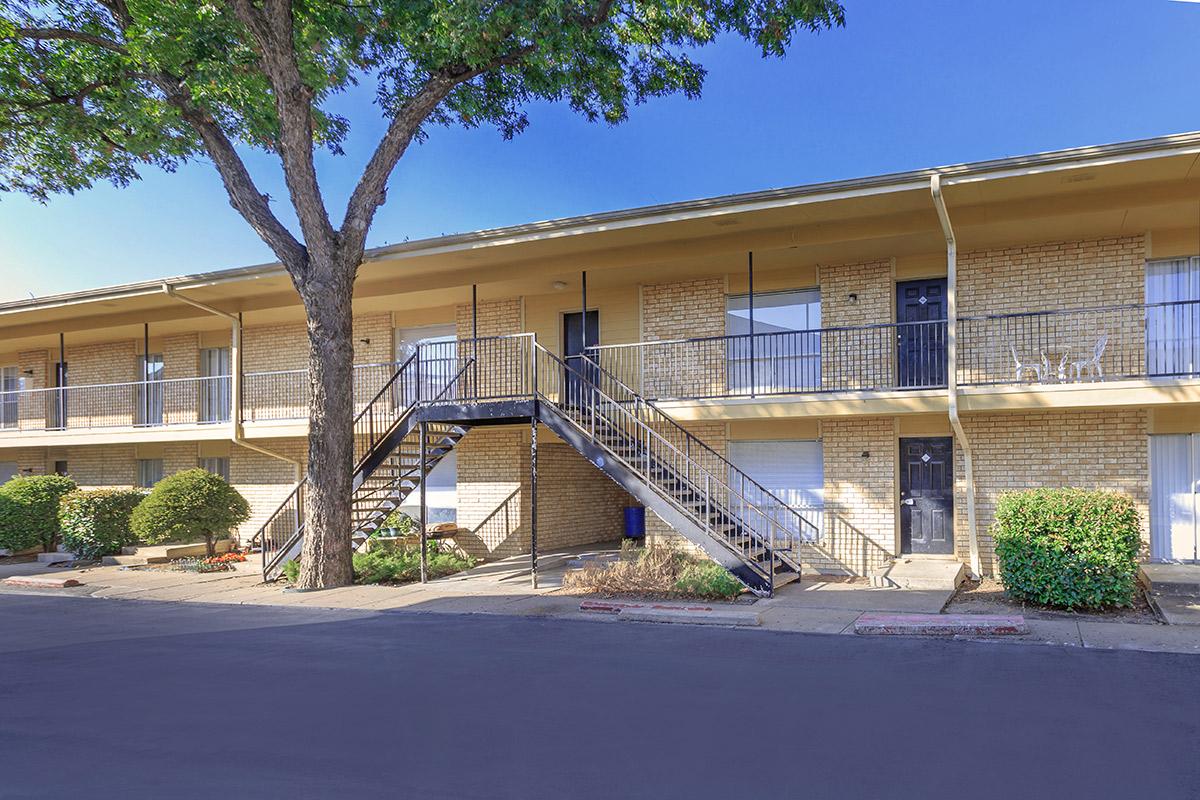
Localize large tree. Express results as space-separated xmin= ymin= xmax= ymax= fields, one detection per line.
xmin=0 ymin=0 xmax=844 ymax=588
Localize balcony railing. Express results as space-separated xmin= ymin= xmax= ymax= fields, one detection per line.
xmin=242 ymin=361 xmax=402 ymax=422
xmin=588 ymin=320 xmax=947 ymax=401
xmin=957 ymin=299 xmax=1200 ymax=387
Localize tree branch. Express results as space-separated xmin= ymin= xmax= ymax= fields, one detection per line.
xmin=228 ymin=0 xmax=336 ymax=268
xmin=13 ymin=27 xmax=127 ymax=54
xmin=339 ymin=0 xmax=616 ymax=257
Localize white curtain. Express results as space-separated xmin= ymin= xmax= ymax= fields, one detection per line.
xmin=1145 ymin=257 xmax=1200 ymax=376
xmin=1150 ymin=434 xmax=1200 ymax=562
xmin=200 ymin=347 xmax=231 ymax=423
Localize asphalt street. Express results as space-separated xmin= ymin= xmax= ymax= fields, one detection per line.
xmin=1 ymin=594 xmax=1197 ymax=799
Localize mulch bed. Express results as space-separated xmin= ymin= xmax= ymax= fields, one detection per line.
xmin=947 ymin=578 xmax=1160 ymax=624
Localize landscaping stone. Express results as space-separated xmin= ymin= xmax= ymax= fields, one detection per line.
xmin=36 ymin=551 xmax=76 ymax=565
xmin=854 ymin=612 xmax=1028 ymax=636
xmin=3 ymin=574 xmax=83 ymax=589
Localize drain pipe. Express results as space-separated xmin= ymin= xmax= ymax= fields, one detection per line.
xmin=929 ymin=176 xmax=981 ymax=578
xmin=161 ymin=284 xmax=301 ymax=480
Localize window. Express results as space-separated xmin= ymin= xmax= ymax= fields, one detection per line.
xmin=727 ymin=440 xmax=824 ymax=539
xmin=397 ymin=450 xmax=458 ymax=525
xmin=1146 ymin=257 xmax=1200 ymax=377
xmin=725 ymin=289 xmax=821 ymax=393
xmin=137 ymin=459 xmax=164 ymax=488
xmin=0 ymin=366 xmax=19 ymax=429
xmin=199 ymin=348 xmax=232 ymax=423
xmin=395 ymin=324 xmax=458 ymax=403
xmin=199 ymin=457 xmax=230 ymax=482
xmin=53 ymin=460 xmax=68 ymax=477
xmin=135 ymin=354 xmax=164 ymax=426
xmin=0 ymin=462 xmax=17 ymax=484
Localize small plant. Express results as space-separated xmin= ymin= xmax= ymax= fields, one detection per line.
xmin=58 ymin=488 xmax=145 ymax=560
xmin=282 ymin=559 xmax=301 ymax=583
xmin=130 ymin=469 xmax=250 ymax=557
xmin=673 ymin=560 xmax=743 ymax=599
xmin=378 ymin=510 xmax=416 ymax=536
xmin=352 ymin=543 xmax=474 ymax=585
xmin=0 ymin=474 xmax=77 ymax=553
xmin=993 ymin=488 xmax=1142 ymax=609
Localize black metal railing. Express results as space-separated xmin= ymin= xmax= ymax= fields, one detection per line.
xmin=957 ymin=299 xmax=1200 ymax=387
xmin=588 ymin=320 xmax=947 ymax=400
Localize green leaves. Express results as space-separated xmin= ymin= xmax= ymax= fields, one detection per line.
xmin=0 ymin=473 xmax=77 ymax=552
xmin=58 ymin=488 xmax=144 ymax=560
xmin=993 ymin=488 xmax=1143 ymax=610
xmin=129 ymin=467 xmax=250 ymax=546
xmin=2 ymin=0 xmax=845 ymax=201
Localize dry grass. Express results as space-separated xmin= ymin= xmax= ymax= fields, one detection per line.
xmin=563 ymin=542 xmax=743 ymax=600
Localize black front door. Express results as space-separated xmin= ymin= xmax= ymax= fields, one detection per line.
xmin=896 ymin=278 xmax=947 ymax=388
xmin=562 ymin=310 xmax=599 ymax=404
xmin=900 ymin=437 xmax=954 ymax=555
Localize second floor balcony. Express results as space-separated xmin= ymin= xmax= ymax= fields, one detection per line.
xmin=589 ymin=299 xmax=1200 ymax=402
xmin=2 ymin=300 xmax=1198 ymax=439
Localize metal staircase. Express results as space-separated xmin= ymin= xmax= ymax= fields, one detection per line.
xmin=255 ymin=334 xmax=819 ymax=595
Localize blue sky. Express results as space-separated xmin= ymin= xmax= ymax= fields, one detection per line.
xmin=2 ymin=0 xmax=1199 ymax=302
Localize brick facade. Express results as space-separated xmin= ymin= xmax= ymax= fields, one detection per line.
xmin=814 ymin=417 xmax=897 ymax=574
xmin=640 ymin=278 xmax=725 ymax=398
xmin=956 ymin=409 xmax=1150 ymax=574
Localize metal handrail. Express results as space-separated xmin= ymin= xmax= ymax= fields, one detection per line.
xmin=579 ymin=351 xmax=820 ymax=542
xmin=957 ymin=297 xmax=1200 ymax=322
xmin=587 ymin=317 xmax=946 ymax=351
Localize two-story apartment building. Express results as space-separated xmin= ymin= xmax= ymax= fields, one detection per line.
xmin=3 ymin=131 xmax=1200 ymax=593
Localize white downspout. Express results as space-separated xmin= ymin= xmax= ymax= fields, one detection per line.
xmin=161 ymin=284 xmax=302 ymax=481
xmin=930 ymin=176 xmax=982 ymax=578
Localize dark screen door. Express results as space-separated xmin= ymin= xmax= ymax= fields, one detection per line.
xmin=900 ymin=437 xmax=954 ymax=555
xmin=896 ymin=278 xmax=947 ymax=388
xmin=563 ymin=310 xmax=599 ymax=404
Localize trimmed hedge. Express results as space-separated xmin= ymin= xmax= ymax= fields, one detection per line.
xmin=59 ymin=489 xmax=146 ymax=560
xmin=0 ymin=474 xmax=78 ymax=553
xmin=993 ymin=488 xmax=1142 ymax=609
xmin=130 ymin=469 xmax=250 ymax=557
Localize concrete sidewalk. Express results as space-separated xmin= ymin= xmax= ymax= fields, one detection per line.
xmin=2 ymin=556 xmax=1198 ymax=655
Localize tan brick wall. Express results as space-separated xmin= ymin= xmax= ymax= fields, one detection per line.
xmin=17 ymin=350 xmax=47 ymax=430
xmin=230 ymin=438 xmax=306 ymax=544
xmin=956 ymin=409 xmax=1150 ymax=574
xmin=818 ymin=260 xmax=894 ymax=390
xmin=640 ymin=279 xmax=725 ymax=398
xmin=453 ymin=426 xmax=626 ymax=560
xmin=957 ymin=236 xmax=1147 ymax=384
xmin=455 ymin=298 xmax=525 ymax=398
xmin=813 ymin=417 xmax=897 ymax=575
xmin=163 ymin=333 xmax=199 ymax=425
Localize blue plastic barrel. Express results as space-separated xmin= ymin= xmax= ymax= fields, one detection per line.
xmin=623 ymin=506 xmax=646 ymax=538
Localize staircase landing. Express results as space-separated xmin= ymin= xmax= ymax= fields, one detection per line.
xmin=871 ymin=558 xmax=966 ymax=591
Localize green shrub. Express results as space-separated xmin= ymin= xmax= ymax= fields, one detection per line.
xmin=59 ymin=489 xmax=146 ymax=560
xmin=130 ymin=469 xmax=250 ymax=557
xmin=673 ymin=560 xmax=743 ymax=599
xmin=0 ymin=474 xmax=77 ymax=553
xmin=352 ymin=543 xmax=474 ymax=585
xmin=378 ymin=509 xmax=415 ymax=535
xmin=993 ymin=488 xmax=1142 ymax=609
xmin=282 ymin=559 xmax=301 ymax=583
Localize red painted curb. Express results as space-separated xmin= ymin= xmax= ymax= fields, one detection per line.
xmin=3 ymin=575 xmax=83 ymax=589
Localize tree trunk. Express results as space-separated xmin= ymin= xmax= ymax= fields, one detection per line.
xmin=204 ymin=533 xmax=216 ymax=559
xmin=295 ymin=267 xmax=357 ymax=589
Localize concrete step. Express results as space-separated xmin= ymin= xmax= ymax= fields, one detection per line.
xmin=1140 ymin=563 xmax=1200 ymax=597
xmin=119 ymin=540 xmax=233 ymax=561
xmin=36 ymin=551 xmax=76 ymax=564
xmin=101 ymin=554 xmax=149 ymax=566
xmin=871 ymin=558 xmax=966 ymax=591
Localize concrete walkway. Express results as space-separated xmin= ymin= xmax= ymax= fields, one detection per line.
xmin=2 ymin=554 xmax=1199 ymax=655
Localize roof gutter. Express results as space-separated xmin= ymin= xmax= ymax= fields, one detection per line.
xmin=6 ymin=131 xmax=1200 ymax=317
xmin=160 ymin=284 xmax=301 ymax=480
xmin=930 ymin=175 xmax=981 ymax=578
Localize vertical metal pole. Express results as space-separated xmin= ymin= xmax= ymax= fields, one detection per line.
xmin=748 ymin=251 xmax=755 ymax=399
xmin=471 ymin=284 xmax=478 ymax=400
xmin=143 ymin=322 xmax=150 ymax=426
xmin=581 ymin=271 xmax=588 ymax=352
xmin=419 ymin=421 xmax=428 ymax=583
xmin=57 ymin=332 xmax=65 ymax=429
xmin=530 ymin=413 xmax=539 ymax=589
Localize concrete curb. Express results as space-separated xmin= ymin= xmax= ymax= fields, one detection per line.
xmin=3 ymin=575 xmax=84 ymax=589
xmin=579 ymin=599 xmax=715 ymax=615
xmin=618 ymin=607 xmax=761 ymax=626
xmin=855 ymin=612 xmax=1028 ymax=636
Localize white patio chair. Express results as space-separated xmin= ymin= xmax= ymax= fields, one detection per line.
xmin=1010 ymin=344 xmax=1044 ymax=383
xmin=1069 ymin=335 xmax=1108 ymax=382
